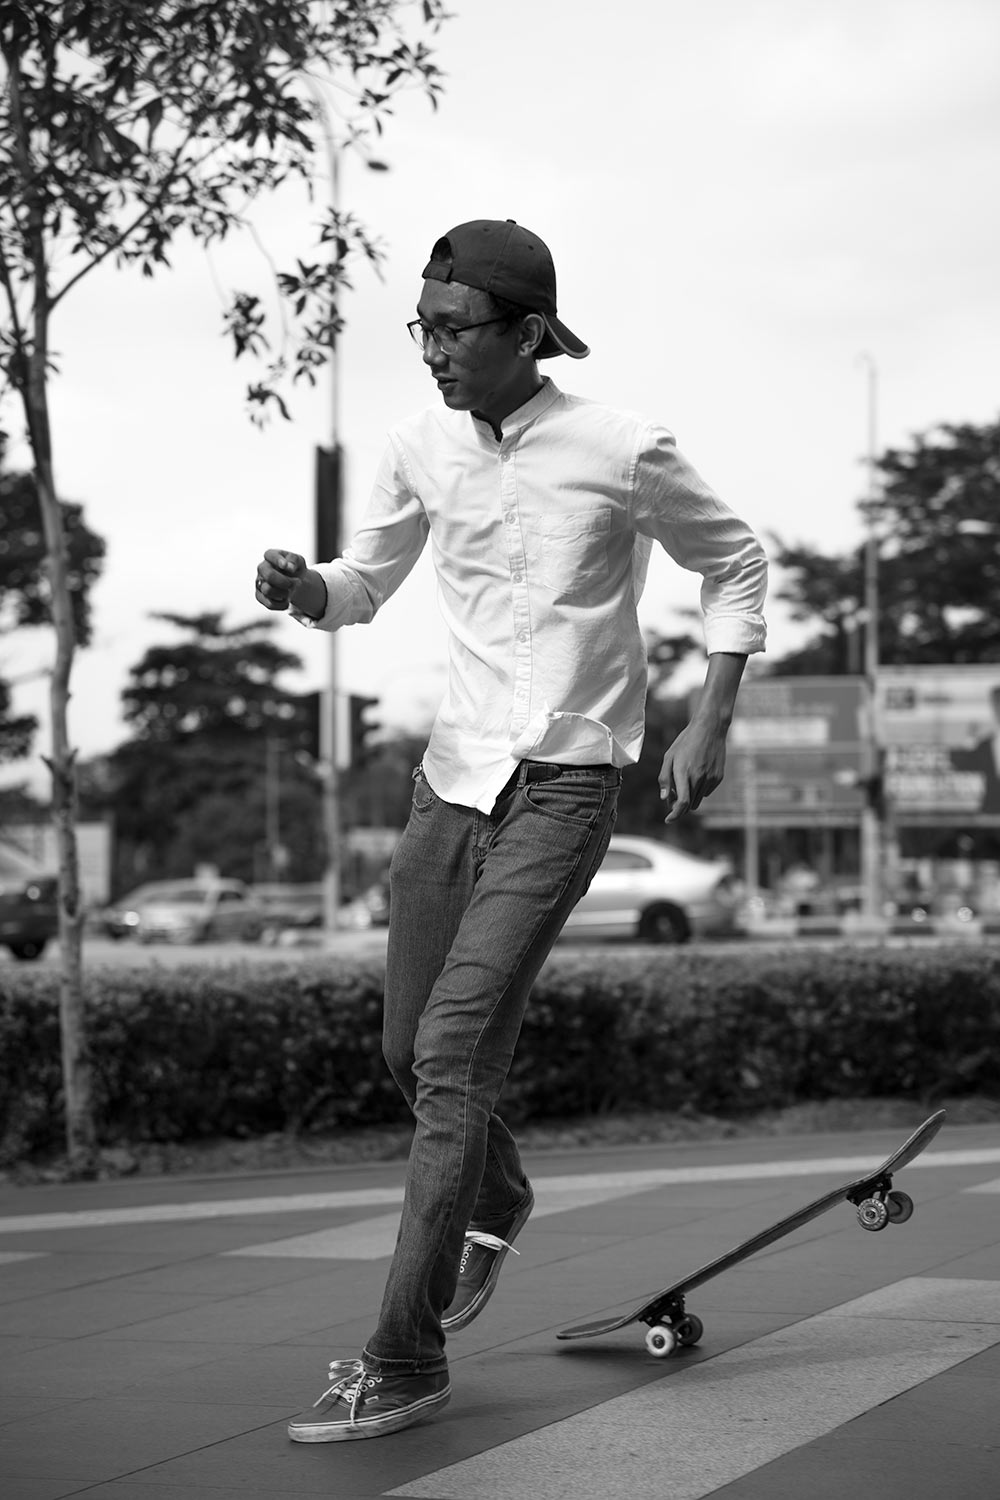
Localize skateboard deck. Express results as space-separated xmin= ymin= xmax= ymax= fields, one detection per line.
xmin=557 ymin=1108 xmax=946 ymax=1357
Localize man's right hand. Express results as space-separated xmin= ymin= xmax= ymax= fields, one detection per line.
xmin=255 ymin=550 xmax=326 ymax=618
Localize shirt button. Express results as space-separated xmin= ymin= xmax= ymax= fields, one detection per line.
xmin=512 ymin=573 xmax=523 ymax=584
xmin=518 ymin=631 xmax=528 ymax=642
xmin=505 ymin=512 xmax=517 ymax=523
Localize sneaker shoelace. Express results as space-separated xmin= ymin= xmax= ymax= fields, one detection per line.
xmin=458 ymin=1229 xmax=520 ymax=1275
xmin=314 ymin=1359 xmax=382 ymax=1427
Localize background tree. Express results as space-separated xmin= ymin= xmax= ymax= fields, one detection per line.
xmin=0 ymin=0 xmax=445 ymax=1171
xmin=612 ymin=623 xmax=717 ymax=845
xmin=340 ymin=726 xmax=427 ymax=832
xmin=105 ymin=611 xmax=321 ymax=889
xmin=770 ymin=417 xmax=1000 ymax=674
xmin=0 ymin=676 xmax=35 ymax=766
xmin=0 ymin=443 xmax=104 ymax=761
xmin=763 ymin=547 xmax=868 ymax=676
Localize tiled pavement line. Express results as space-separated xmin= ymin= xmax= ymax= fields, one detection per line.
xmin=4 ymin=1146 xmax=998 ymax=1240
xmin=227 ymin=1150 xmax=1000 ymax=1261
xmin=0 ymin=1187 xmax=406 ymax=1235
xmin=222 ymin=1177 xmax=716 ymax=1260
xmin=386 ymin=1277 xmax=1000 ymax=1500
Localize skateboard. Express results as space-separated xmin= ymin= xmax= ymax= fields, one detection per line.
xmin=557 ymin=1108 xmax=946 ymax=1358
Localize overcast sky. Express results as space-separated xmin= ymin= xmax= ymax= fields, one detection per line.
xmin=6 ymin=0 xmax=999 ymax=791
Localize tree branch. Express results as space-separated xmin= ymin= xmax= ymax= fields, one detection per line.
xmin=0 ymin=234 xmax=31 ymax=371
xmin=49 ymin=125 xmax=206 ymax=309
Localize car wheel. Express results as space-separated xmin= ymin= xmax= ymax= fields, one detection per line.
xmin=8 ymin=939 xmax=47 ymax=961
xmin=638 ymin=902 xmax=690 ymax=944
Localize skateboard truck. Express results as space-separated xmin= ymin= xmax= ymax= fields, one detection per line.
xmin=850 ymin=1176 xmax=914 ymax=1232
xmin=641 ymin=1298 xmax=703 ymax=1359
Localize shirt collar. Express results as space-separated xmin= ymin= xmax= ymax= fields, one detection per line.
xmin=470 ymin=377 xmax=562 ymax=439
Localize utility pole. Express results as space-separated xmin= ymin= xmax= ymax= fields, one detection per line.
xmin=310 ymin=99 xmax=389 ymax=939
xmin=317 ymin=452 xmax=343 ymax=934
xmin=265 ymin=733 xmax=282 ymax=879
xmin=317 ymin=131 xmax=345 ymax=937
xmin=859 ymin=353 xmax=882 ymax=924
xmin=742 ymin=749 xmax=760 ymax=900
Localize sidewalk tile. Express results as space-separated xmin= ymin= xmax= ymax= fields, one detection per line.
xmin=0 ymin=1288 xmax=214 ymax=1339
xmin=0 ymin=1398 xmax=288 ymax=1486
xmin=0 ymin=1336 xmax=257 ymax=1399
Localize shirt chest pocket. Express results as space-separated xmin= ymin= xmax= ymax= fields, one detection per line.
xmin=536 ymin=507 xmax=612 ymax=599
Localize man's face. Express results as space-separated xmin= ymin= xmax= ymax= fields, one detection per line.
xmin=414 ymin=279 xmax=525 ymax=417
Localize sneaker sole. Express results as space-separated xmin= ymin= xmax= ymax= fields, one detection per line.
xmin=288 ymin=1385 xmax=451 ymax=1442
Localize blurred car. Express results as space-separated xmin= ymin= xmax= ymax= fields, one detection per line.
xmin=341 ymin=876 xmax=391 ymax=930
xmin=98 ymin=882 xmax=160 ymax=940
xmin=0 ymin=873 xmax=59 ymax=961
xmin=98 ymin=879 xmax=264 ymax=944
xmin=559 ymin=834 xmax=740 ymax=944
xmin=252 ymin=883 xmax=324 ymax=944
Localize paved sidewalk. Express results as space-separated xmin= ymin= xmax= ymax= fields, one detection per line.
xmin=1 ymin=1121 xmax=998 ymax=1499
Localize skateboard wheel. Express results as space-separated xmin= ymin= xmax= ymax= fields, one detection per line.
xmin=857 ymin=1197 xmax=890 ymax=1231
xmin=645 ymin=1324 xmax=678 ymax=1358
xmin=886 ymin=1190 xmax=914 ymax=1224
xmin=677 ymin=1314 xmax=704 ymax=1347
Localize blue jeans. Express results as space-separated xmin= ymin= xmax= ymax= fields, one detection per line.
xmin=362 ymin=759 xmax=621 ymax=1375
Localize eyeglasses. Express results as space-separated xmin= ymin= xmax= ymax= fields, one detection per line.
xmin=406 ymin=316 xmax=508 ymax=354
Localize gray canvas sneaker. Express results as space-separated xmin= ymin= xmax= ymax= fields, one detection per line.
xmin=442 ymin=1189 xmax=534 ymax=1332
xmin=287 ymin=1359 xmax=450 ymax=1442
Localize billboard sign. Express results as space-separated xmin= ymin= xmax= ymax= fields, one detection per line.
xmin=878 ymin=665 xmax=1000 ymax=824
xmin=702 ymin=677 xmax=867 ymax=828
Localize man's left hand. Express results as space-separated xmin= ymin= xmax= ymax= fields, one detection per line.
xmin=658 ymin=721 xmax=729 ymax=823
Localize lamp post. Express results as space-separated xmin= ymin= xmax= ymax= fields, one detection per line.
xmin=858 ymin=352 xmax=881 ymax=923
xmin=311 ymin=99 xmax=388 ymax=938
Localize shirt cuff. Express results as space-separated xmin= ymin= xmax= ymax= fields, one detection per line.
xmin=288 ymin=561 xmax=371 ymax=631
xmin=704 ymin=617 xmax=767 ymax=656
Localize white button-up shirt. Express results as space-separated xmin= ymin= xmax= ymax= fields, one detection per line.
xmin=296 ymin=379 xmax=767 ymax=813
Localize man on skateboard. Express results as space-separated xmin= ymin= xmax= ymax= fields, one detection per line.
xmin=255 ymin=218 xmax=768 ymax=1440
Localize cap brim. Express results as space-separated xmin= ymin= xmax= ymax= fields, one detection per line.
xmin=537 ymin=314 xmax=589 ymax=359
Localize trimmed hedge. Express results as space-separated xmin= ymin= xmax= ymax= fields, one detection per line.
xmin=3 ymin=944 xmax=999 ymax=1161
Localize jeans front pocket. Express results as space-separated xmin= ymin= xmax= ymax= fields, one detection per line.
xmin=522 ymin=769 xmax=610 ymax=827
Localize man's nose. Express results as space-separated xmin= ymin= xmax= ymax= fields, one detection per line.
xmin=422 ymin=335 xmax=447 ymax=369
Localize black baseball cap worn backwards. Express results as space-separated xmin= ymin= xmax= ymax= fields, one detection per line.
xmin=422 ymin=219 xmax=589 ymax=359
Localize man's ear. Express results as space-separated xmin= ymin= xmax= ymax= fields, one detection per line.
xmin=518 ymin=313 xmax=545 ymax=359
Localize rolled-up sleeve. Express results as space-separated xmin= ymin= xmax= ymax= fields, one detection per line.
xmin=291 ymin=439 xmax=430 ymax=632
xmin=629 ymin=424 xmax=768 ymax=656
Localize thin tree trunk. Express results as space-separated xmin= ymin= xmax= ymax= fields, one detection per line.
xmin=34 ymin=443 xmax=97 ymax=1175
xmin=29 ymin=381 xmax=97 ymax=1174
xmin=4 ymin=36 xmax=97 ymax=1175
